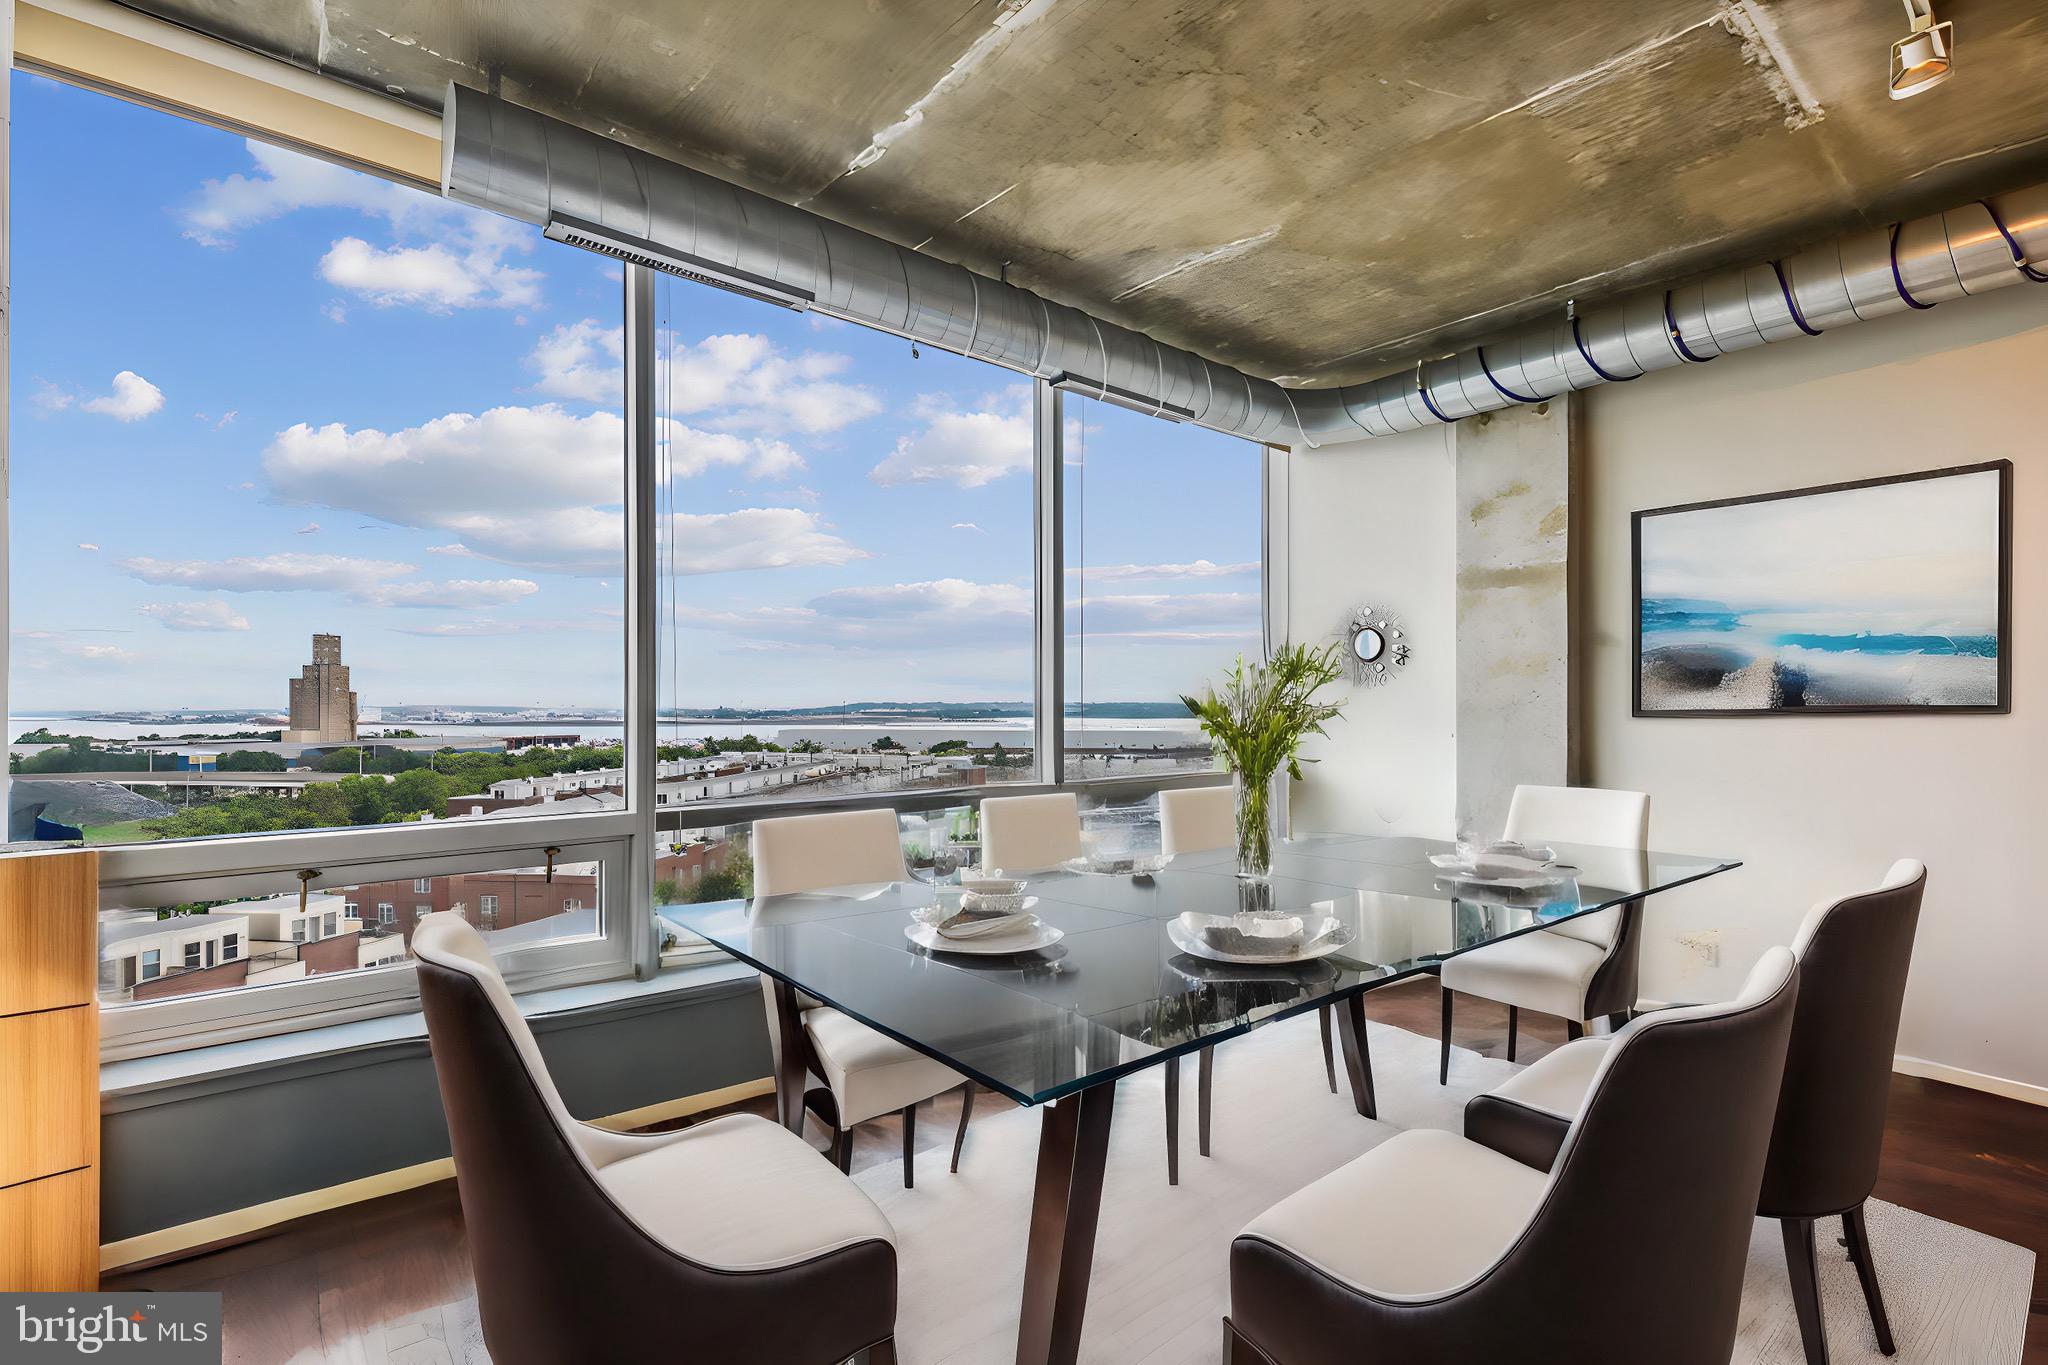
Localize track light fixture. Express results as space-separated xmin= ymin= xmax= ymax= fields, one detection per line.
xmin=1889 ymin=0 xmax=1954 ymax=101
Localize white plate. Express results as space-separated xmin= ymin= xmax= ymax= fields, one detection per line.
xmin=1167 ymin=915 xmax=1356 ymax=966
xmin=905 ymin=919 xmax=1065 ymax=956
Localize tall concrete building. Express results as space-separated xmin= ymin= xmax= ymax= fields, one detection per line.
xmin=283 ymin=633 xmax=358 ymax=744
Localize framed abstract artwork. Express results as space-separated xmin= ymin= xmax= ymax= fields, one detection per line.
xmin=1633 ymin=461 xmax=2012 ymax=717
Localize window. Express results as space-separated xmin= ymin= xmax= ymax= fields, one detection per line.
xmin=95 ymin=848 xmax=615 ymax=1052
xmin=479 ymin=894 xmax=499 ymax=928
xmin=651 ymin=274 xmax=1037 ymax=805
xmin=1063 ymin=394 xmax=1262 ymax=780
xmin=377 ymin=903 xmax=396 ymax=926
xmin=415 ymin=904 xmax=430 ymax=920
xmin=324 ymin=912 xmax=338 ymax=937
xmin=413 ymin=879 xmax=432 ymax=894
xmin=5 ymin=71 xmax=625 ymax=850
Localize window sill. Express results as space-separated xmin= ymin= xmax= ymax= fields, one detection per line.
xmin=100 ymin=955 xmax=757 ymax=1108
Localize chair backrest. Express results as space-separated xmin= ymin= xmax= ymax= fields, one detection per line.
xmin=753 ymin=807 xmax=907 ymax=897
xmin=980 ymin=791 xmax=1083 ymax=873
xmin=412 ymin=913 xmax=687 ymax=1361
xmin=1489 ymin=947 xmax=1800 ymax=1361
xmin=1760 ymin=859 xmax=1926 ymax=1218
xmin=1504 ymin=784 xmax=1649 ymax=950
xmin=1159 ymin=785 xmax=1235 ymax=856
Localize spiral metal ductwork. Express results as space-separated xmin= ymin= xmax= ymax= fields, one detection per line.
xmin=443 ymin=84 xmax=2048 ymax=449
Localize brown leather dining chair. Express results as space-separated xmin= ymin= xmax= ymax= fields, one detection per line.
xmin=414 ymin=913 xmax=902 ymax=1365
xmin=1226 ymin=946 xmax=1799 ymax=1365
xmin=1464 ymin=859 xmax=1926 ymax=1364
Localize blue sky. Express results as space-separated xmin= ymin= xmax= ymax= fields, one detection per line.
xmin=9 ymin=71 xmax=1261 ymax=715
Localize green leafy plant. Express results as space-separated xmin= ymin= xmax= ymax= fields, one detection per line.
xmin=1181 ymin=642 xmax=1346 ymax=877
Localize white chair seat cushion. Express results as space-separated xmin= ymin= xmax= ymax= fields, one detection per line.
xmin=1439 ymin=928 xmax=1607 ymax=1020
xmin=1238 ymin=1129 xmax=1546 ymax=1302
xmin=806 ymin=1006 xmax=965 ymax=1127
xmin=1486 ymin=1036 xmax=1610 ymax=1120
xmin=595 ymin=1113 xmax=894 ymax=1272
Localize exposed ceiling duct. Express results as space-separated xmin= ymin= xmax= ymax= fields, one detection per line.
xmin=442 ymin=84 xmax=2048 ymax=450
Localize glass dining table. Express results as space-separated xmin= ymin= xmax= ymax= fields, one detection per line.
xmin=663 ymin=831 xmax=1739 ymax=1365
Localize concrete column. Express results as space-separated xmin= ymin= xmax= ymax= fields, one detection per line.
xmin=1453 ymin=396 xmax=1575 ymax=837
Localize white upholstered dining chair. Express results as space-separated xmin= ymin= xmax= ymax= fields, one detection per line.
xmin=978 ymin=791 xmax=1085 ymax=873
xmin=1437 ymin=784 xmax=1650 ymax=1084
xmin=751 ymin=808 xmax=975 ymax=1186
xmin=1159 ymin=784 xmax=1235 ymax=859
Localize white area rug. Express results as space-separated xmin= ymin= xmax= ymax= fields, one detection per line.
xmin=852 ymin=1012 xmax=2034 ymax=1365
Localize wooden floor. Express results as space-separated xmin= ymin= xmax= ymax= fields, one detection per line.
xmin=109 ymin=978 xmax=2048 ymax=1363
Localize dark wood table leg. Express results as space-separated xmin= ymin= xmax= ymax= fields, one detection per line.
xmin=1016 ymin=1081 xmax=1117 ymax=1365
xmin=1197 ymin=1046 xmax=1214 ymax=1158
xmin=1163 ymin=1055 xmax=1180 ymax=1186
xmin=771 ymin=978 xmax=808 ymax=1135
xmin=1333 ymin=992 xmax=1378 ymax=1120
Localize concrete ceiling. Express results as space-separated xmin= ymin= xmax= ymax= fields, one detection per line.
xmin=126 ymin=0 xmax=2048 ymax=386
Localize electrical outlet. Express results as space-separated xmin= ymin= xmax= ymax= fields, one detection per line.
xmin=1675 ymin=930 xmax=1721 ymax=968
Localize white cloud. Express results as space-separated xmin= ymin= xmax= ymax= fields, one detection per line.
xmin=264 ymin=405 xmax=623 ymax=574
xmin=666 ymin=427 xmax=805 ymax=481
xmin=320 ymin=237 xmax=542 ymax=311
xmin=388 ymin=617 xmax=609 ymax=638
xmin=355 ymin=578 xmax=540 ymax=610
xmin=81 ymin=371 xmax=165 ymax=422
xmin=870 ymin=406 xmax=1031 ymax=487
xmin=31 ymin=381 xmax=73 ymax=414
xmin=666 ymin=508 xmax=867 ymax=575
xmin=297 ymin=522 xmax=322 ymax=535
xmin=262 ymin=404 xmax=811 ymax=575
xmin=952 ymin=522 xmax=985 ymax=533
xmin=666 ymin=333 xmax=882 ymax=434
xmin=1069 ymin=591 xmax=1261 ymax=640
xmin=216 ymin=411 xmax=238 ymax=428
xmin=118 ymin=552 xmax=417 ymax=594
xmin=78 ymin=543 xmax=99 ymax=552
xmin=323 ymin=301 xmax=349 ymax=324
xmin=1074 ymin=559 xmax=1259 ymax=581
xmin=181 ymin=140 xmax=426 ymax=245
xmin=138 ymin=599 xmax=252 ymax=632
xmin=680 ymin=578 xmax=1029 ymax=649
xmin=184 ymin=139 xmax=543 ymax=313
xmin=529 ymin=320 xmax=623 ymax=402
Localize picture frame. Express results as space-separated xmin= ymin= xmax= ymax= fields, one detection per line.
xmin=1632 ymin=461 xmax=2012 ymax=718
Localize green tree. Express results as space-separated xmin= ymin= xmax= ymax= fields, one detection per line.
xmin=873 ymin=735 xmax=904 ymax=751
xmin=388 ymin=767 xmax=449 ymax=817
xmin=336 ymin=774 xmax=392 ymax=825
xmin=317 ymin=747 xmax=366 ymax=773
xmin=928 ymin=739 xmax=968 ymax=755
xmin=216 ymin=749 xmax=288 ymax=772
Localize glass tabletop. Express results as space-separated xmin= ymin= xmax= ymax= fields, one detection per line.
xmin=662 ymin=833 xmax=1739 ymax=1107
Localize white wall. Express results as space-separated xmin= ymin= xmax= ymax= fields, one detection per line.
xmin=1283 ymin=425 xmax=1459 ymax=839
xmin=1582 ymin=285 xmax=2048 ymax=1094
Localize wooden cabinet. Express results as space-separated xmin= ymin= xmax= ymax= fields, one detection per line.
xmin=0 ymin=851 xmax=99 ymax=1291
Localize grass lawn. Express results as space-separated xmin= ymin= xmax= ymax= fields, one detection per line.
xmin=80 ymin=820 xmax=160 ymax=843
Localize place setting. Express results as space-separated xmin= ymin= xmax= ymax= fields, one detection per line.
xmin=902 ymin=871 xmax=1066 ymax=958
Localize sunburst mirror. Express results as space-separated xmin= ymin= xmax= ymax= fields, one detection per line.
xmin=1338 ymin=603 xmax=1412 ymax=687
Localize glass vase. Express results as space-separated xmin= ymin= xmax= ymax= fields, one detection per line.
xmin=1233 ymin=770 xmax=1273 ymax=883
